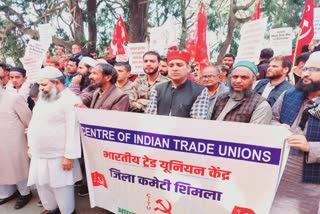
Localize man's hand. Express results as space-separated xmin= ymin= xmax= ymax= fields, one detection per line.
xmin=71 ymin=74 xmax=82 ymax=84
xmin=62 ymin=158 xmax=74 ymax=171
xmin=75 ymin=103 xmax=87 ymax=108
xmin=287 ymin=134 xmax=310 ymax=152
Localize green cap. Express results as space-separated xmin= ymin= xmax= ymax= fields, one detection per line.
xmin=232 ymin=61 xmax=258 ymax=76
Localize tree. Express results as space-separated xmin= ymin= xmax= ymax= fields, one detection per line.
xmin=129 ymin=0 xmax=149 ymax=42
xmin=216 ymin=0 xmax=256 ymax=64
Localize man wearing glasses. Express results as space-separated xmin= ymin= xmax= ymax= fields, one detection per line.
xmin=200 ymin=65 xmax=229 ymax=119
xmin=270 ymin=51 xmax=320 ymax=213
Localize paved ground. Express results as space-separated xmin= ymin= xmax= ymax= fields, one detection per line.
xmin=0 ymin=190 xmax=113 ymax=214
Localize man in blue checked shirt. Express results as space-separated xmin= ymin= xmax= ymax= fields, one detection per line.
xmin=145 ymin=50 xmax=209 ymax=119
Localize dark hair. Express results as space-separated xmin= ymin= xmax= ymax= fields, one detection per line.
xmin=0 ymin=63 xmax=10 ymax=71
xmin=295 ymin=52 xmax=311 ymax=66
xmin=143 ymin=51 xmax=161 ymax=62
xmin=160 ymin=56 xmax=167 ymax=62
xmin=98 ymin=63 xmax=118 ymax=84
xmin=301 ymin=44 xmax=309 ymax=53
xmin=56 ymin=75 xmax=66 ymax=85
xmin=72 ymin=43 xmax=82 ymax=49
xmin=115 ymin=62 xmax=131 ymax=72
xmin=271 ymin=55 xmax=292 ymax=71
xmin=9 ymin=67 xmax=26 ymax=77
xmin=29 ymin=83 xmax=40 ymax=98
xmin=107 ymin=57 xmax=117 ymax=66
xmin=68 ymin=57 xmax=80 ymax=66
xmin=218 ymin=65 xmax=230 ymax=75
xmin=57 ymin=45 xmax=65 ymax=49
xmin=223 ymin=53 xmax=235 ymax=60
xmin=260 ymin=48 xmax=274 ymax=59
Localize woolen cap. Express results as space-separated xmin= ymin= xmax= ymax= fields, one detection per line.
xmin=80 ymin=56 xmax=98 ymax=68
xmin=304 ymin=51 xmax=320 ymax=68
xmin=39 ymin=66 xmax=64 ymax=79
xmin=167 ymin=50 xmax=191 ymax=64
xmin=232 ymin=61 xmax=258 ymax=75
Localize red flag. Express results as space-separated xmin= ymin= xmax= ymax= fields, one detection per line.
xmin=91 ymin=171 xmax=108 ymax=188
xmin=251 ymin=0 xmax=261 ymax=20
xmin=194 ymin=2 xmax=209 ymax=72
xmin=185 ymin=27 xmax=197 ymax=59
xmin=109 ymin=16 xmax=129 ymax=57
xmin=295 ymin=0 xmax=314 ymax=56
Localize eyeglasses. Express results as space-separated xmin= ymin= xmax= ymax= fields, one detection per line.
xmin=200 ymin=75 xmax=219 ymax=79
xmin=301 ymin=67 xmax=320 ymax=72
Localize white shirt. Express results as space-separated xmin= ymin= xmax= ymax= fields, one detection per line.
xmin=6 ymin=80 xmax=32 ymax=101
xmin=28 ymin=88 xmax=81 ymax=159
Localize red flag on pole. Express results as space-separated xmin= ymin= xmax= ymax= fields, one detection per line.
xmin=251 ymin=0 xmax=261 ymax=20
xmin=295 ymin=0 xmax=314 ymax=56
xmin=185 ymin=28 xmax=197 ymax=59
xmin=193 ymin=2 xmax=209 ymax=71
xmin=109 ymin=16 xmax=129 ymax=57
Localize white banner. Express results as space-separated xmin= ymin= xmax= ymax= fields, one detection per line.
xmin=236 ymin=18 xmax=268 ymax=64
xmin=270 ymin=27 xmax=293 ymax=56
xmin=149 ymin=18 xmax=180 ymax=56
xmin=314 ymin=8 xmax=320 ymax=40
xmin=76 ymin=109 xmax=289 ymax=214
xmin=38 ymin=23 xmax=53 ymax=49
xmin=127 ymin=43 xmax=148 ymax=74
xmin=22 ymin=39 xmax=47 ymax=82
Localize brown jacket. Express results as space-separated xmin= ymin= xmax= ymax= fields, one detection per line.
xmin=211 ymin=92 xmax=265 ymax=123
xmin=90 ymin=85 xmax=129 ymax=111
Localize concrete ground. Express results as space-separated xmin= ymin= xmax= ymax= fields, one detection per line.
xmin=0 ymin=190 xmax=113 ymax=214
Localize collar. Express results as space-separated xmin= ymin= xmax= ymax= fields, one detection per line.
xmin=170 ymin=78 xmax=189 ymax=90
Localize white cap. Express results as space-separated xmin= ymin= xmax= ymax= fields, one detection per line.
xmin=39 ymin=66 xmax=63 ymax=80
xmin=80 ymin=56 xmax=98 ymax=68
xmin=304 ymin=51 xmax=320 ymax=68
xmin=96 ymin=58 xmax=109 ymax=65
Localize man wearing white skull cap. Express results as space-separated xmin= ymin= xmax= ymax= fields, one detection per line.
xmin=27 ymin=66 xmax=82 ymax=214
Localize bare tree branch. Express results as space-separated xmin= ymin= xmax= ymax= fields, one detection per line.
xmin=234 ymin=0 xmax=255 ymax=12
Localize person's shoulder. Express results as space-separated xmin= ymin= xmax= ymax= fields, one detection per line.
xmin=2 ymin=89 xmax=19 ymax=101
xmin=158 ymin=74 xmax=169 ymax=82
xmin=189 ymin=79 xmax=205 ymax=90
xmin=63 ymin=88 xmax=82 ymax=103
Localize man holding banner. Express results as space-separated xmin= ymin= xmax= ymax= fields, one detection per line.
xmin=271 ymin=52 xmax=320 ymax=213
xmin=146 ymin=50 xmax=209 ymax=119
xmin=129 ymin=51 xmax=168 ymax=113
xmin=211 ymin=61 xmax=272 ymax=124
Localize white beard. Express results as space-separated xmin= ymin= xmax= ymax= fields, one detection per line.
xmin=39 ymin=86 xmax=61 ymax=102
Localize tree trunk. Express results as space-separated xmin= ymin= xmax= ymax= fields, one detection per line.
xmin=180 ymin=0 xmax=187 ymax=48
xmin=67 ymin=0 xmax=84 ymax=45
xmin=87 ymin=0 xmax=97 ymax=52
xmin=129 ymin=0 xmax=149 ymax=42
xmin=217 ymin=0 xmax=238 ymax=64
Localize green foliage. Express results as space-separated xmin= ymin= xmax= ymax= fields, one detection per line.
xmin=0 ymin=0 xmax=314 ymax=61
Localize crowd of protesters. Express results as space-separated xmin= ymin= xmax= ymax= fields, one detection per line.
xmin=1 ymin=39 xmax=320 ymax=214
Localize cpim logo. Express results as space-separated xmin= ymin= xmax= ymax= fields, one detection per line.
xmin=231 ymin=206 xmax=255 ymax=214
xmin=91 ymin=171 xmax=108 ymax=188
